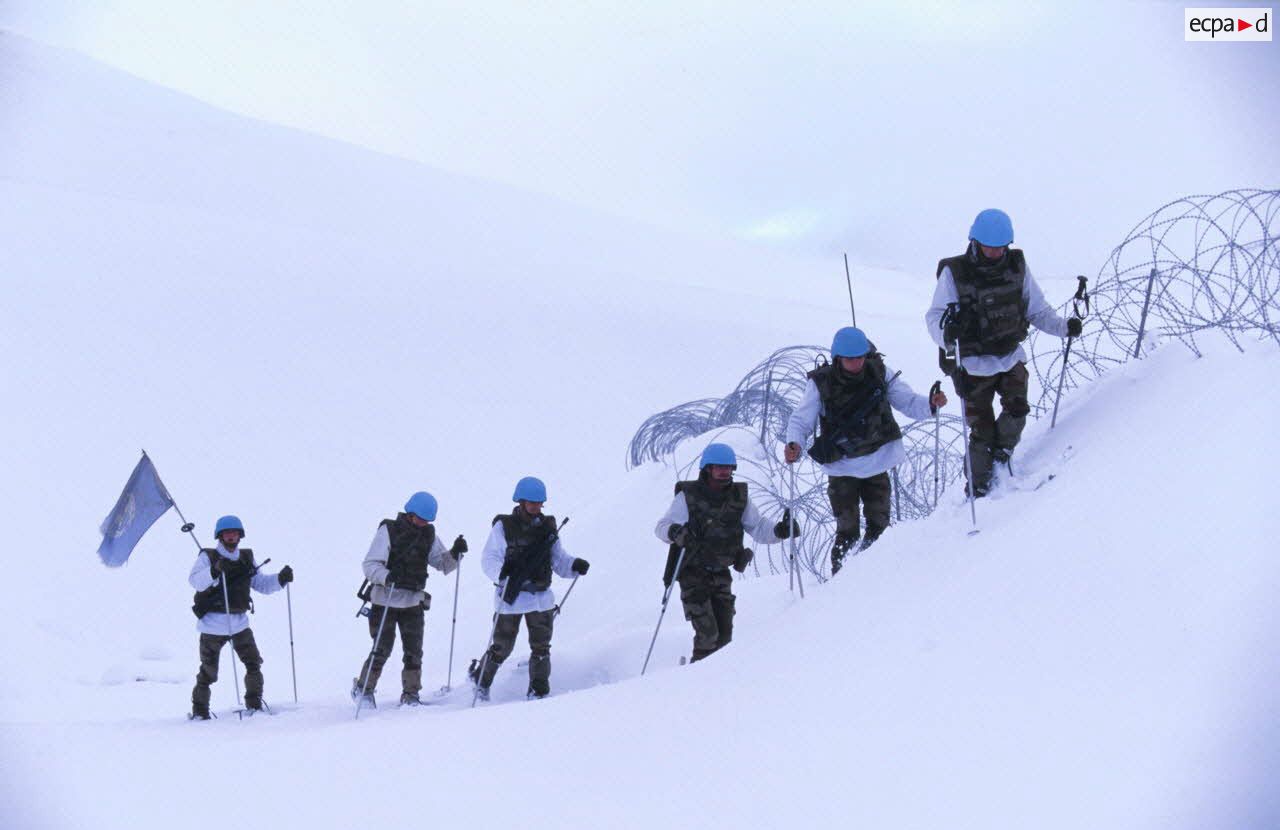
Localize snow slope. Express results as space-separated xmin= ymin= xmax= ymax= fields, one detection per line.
xmin=1 ymin=32 xmax=1277 ymax=830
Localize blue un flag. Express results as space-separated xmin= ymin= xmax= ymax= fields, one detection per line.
xmin=97 ymin=454 xmax=175 ymax=567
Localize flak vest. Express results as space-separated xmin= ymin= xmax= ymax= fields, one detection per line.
xmin=192 ymin=548 xmax=256 ymax=618
xmin=674 ymin=480 xmax=748 ymax=572
xmin=381 ymin=513 xmax=436 ymax=593
xmin=936 ymin=248 xmax=1030 ymax=371
xmin=807 ymin=354 xmax=902 ymax=462
xmin=494 ymin=512 xmax=557 ymax=602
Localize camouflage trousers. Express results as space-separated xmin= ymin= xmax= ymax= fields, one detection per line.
xmin=356 ymin=605 xmax=426 ymax=696
xmin=679 ymin=568 xmax=735 ymax=662
xmin=827 ymin=472 xmax=892 ymax=572
xmin=478 ymin=609 xmax=555 ymax=696
xmin=192 ymin=628 xmax=263 ymax=714
xmin=954 ymin=361 xmax=1030 ymax=492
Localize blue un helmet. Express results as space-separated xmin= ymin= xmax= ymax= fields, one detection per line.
xmin=968 ymin=209 xmax=1014 ymax=247
xmin=512 ymin=476 xmax=547 ymax=503
xmin=830 ymin=326 xmax=870 ymax=358
xmin=404 ymin=491 xmax=438 ymax=522
xmin=699 ymin=443 xmax=737 ymax=469
xmin=214 ymin=515 xmax=244 ymax=538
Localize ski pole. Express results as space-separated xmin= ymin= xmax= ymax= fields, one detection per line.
xmin=440 ymin=554 xmax=462 ymax=694
xmin=843 ymin=252 xmax=857 ymax=325
xmin=641 ymin=547 xmax=689 ymax=675
xmin=470 ymin=578 xmax=509 ymax=708
xmin=930 ymin=380 xmax=942 ymax=509
xmin=355 ymin=582 xmax=395 ymax=720
xmin=218 ymin=569 xmax=243 ymax=710
xmin=552 ymin=575 xmax=579 ymax=620
xmin=953 ymin=338 xmax=980 ymax=536
xmin=286 ymin=583 xmax=298 ymax=704
xmin=785 ymin=470 xmax=805 ymax=597
xmin=1051 ymin=276 xmax=1090 ymax=430
xmin=787 ymin=466 xmax=797 ymax=593
xmin=549 ymin=521 xmax=571 ymax=617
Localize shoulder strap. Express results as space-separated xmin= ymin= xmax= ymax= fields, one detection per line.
xmin=1007 ymin=248 xmax=1026 ymax=275
xmin=937 ymin=254 xmax=967 ymax=279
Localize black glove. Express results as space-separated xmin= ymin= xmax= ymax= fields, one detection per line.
xmin=450 ymin=535 xmax=468 ymax=558
xmin=209 ymin=557 xmax=224 ymax=578
xmin=773 ymin=509 xmax=800 ymax=540
xmin=499 ymin=559 xmax=514 ymax=580
xmin=1067 ymin=317 xmax=1083 ymax=337
xmin=667 ymin=523 xmax=688 ymax=547
xmin=733 ymin=548 xmax=754 ymax=573
xmin=952 ymin=369 xmax=973 ymax=398
xmin=942 ymin=320 xmax=963 ymax=345
xmin=277 ymin=565 xmax=294 ymax=586
xmin=571 ymin=558 xmax=590 ymax=575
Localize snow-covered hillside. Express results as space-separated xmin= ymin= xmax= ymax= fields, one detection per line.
xmin=1 ymin=31 xmax=1277 ymax=830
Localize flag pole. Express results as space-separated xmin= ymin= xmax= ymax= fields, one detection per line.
xmin=145 ymin=450 xmax=244 ymax=712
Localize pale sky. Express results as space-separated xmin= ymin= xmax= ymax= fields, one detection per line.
xmin=3 ymin=1 xmax=1277 ymax=275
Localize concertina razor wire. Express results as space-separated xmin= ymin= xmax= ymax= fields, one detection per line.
xmin=630 ymin=189 xmax=1280 ymax=582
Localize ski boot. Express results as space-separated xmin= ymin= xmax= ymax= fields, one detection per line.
xmin=830 ymin=533 xmax=857 ymax=575
xmin=350 ymin=678 xmax=376 ymax=709
xmin=243 ymin=696 xmax=269 ymax=716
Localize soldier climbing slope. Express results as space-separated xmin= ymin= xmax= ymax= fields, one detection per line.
xmin=654 ymin=443 xmax=798 ymax=662
xmin=470 ymin=477 xmax=589 ymax=701
xmin=925 ymin=208 xmax=1081 ymax=497
xmin=785 ymin=326 xmax=945 ymax=573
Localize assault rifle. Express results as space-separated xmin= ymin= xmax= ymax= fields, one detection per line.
xmin=499 ymin=517 xmax=569 ymax=605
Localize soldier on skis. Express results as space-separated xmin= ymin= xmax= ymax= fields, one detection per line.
xmin=188 ymin=515 xmax=293 ymax=719
xmin=470 ymin=477 xmax=589 ymax=701
xmin=925 ymin=209 xmax=1082 ymax=496
xmin=654 ymin=443 xmax=797 ymax=662
xmin=784 ymin=326 xmax=946 ymax=573
xmin=350 ymin=491 xmax=466 ymax=708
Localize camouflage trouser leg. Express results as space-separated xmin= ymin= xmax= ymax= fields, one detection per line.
xmin=524 ymin=610 xmax=555 ymax=696
xmin=957 ymin=362 xmax=1030 ymax=491
xmin=827 ymin=476 xmax=863 ymax=543
xmin=397 ymin=608 xmax=426 ymax=697
xmin=957 ymin=372 xmax=999 ymax=491
xmin=192 ymin=633 xmax=226 ymax=714
xmin=192 ymin=628 xmax=263 ymax=712
xmin=681 ymin=570 xmax=735 ymax=661
xmin=479 ymin=613 xmax=521 ymax=689
xmin=357 ymin=605 xmax=399 ymax=693
xmin=828 ymin=474 xmax=891 ymax=571
xmin=858 ymin=472 xmax=892 ymax=547
xmin=993 ymin=362 xmax=1031 ymax=454
xmin=232 ymin=629 xmax=264 ymax=706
